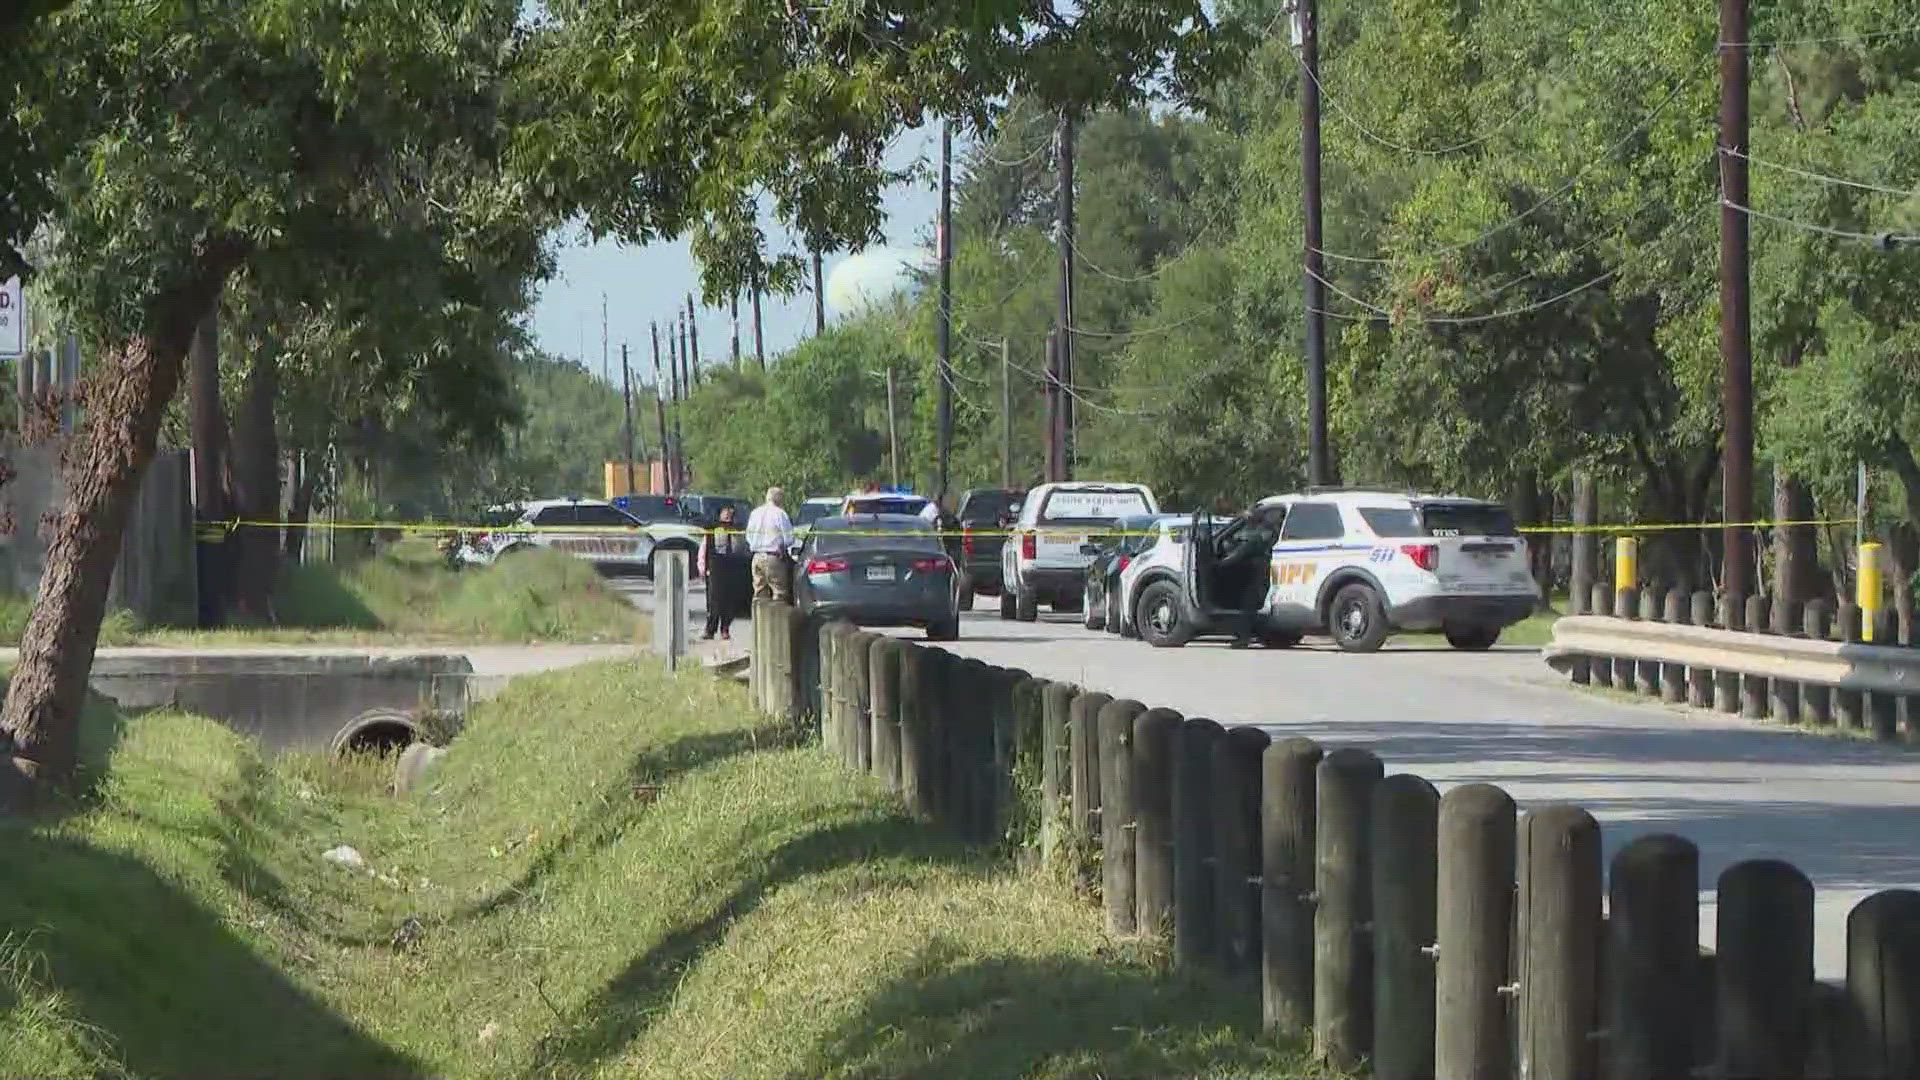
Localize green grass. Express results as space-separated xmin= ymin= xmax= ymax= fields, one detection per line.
xmin=1402 ymin=605 xmax=1561 ymax=649
xmin=0 ymin=660 xmax=1322 ymax=1080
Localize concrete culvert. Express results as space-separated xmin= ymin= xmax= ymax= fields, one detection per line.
xmin=330 ymin=707 xmax=423 ymax=757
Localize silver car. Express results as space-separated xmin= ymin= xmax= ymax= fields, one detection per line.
xmin=794 ymin=515 xmax=960 ymax=641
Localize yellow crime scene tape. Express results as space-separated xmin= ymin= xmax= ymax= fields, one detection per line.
xmin=196 ymin=515 xmax=1865 ymax=542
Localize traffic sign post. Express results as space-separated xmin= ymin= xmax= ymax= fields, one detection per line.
xmin=0 ymin=276 xmax=22 ymax=357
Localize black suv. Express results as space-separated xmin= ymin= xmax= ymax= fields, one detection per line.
xmin=952 ymin=488 xmax=1025 ymax=609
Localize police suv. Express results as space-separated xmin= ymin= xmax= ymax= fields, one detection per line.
xmin=1122 ymin=488 xmax=1537 ymax=652
xmin=477 ymin=497 xmax=703 ymax=578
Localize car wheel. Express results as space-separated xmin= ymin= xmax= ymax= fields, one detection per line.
xmin=927 ymin=618 xmax=960 ymax=642
xmin=957 ymin=582 xmax=975 ymax=612
xmin=1328 ymin=583 xmax=1390 ymax=653
xmin=1106 ymin=591 xmax=1124 ymax=634
xmin=999 ymin=589 xmax=1016 ymax=620
xmin=1135 ymin=581 xmax=1193 ymax=648
xmin=1444 ymin=624 xmax=1501 ymax=651
xmin=1016 ymin=589 xmax=1039 ymax=623
xmin=1083 ymin=584 xmax=1103 ymax=630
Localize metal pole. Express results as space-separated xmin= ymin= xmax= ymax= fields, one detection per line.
xmin=1057 ymin=114 xmax=1077 ymax=481
xmin=621 ymin=342 xmax=638 ymax=497
xmin=686 ymin=294 xmax=700 ymax=384
xmin=1301 ymin=0 xmax=1332 ymax=488
xmin=1719 ymin=0 xmax=1753 ymax=598
xmin=937 ymin=119 xmax=954 ymax=504
xmin=1002 ymin=337 xmax=1014 ymax=490
xmin=673 ymin=318 xmax=688 ymax=490
xmin=813 ymin=250 xmax=827 ymax=335
xmin=752 ymin=267 xmax=766 ymax=369
xmin=885 ymin=365 xmax=901 ymax=488
xmin=650 ymin=323 xmax=670 ymax=494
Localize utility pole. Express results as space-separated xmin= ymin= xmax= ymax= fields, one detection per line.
xmin=885 ymin=365 xmax=901 ymax=488
xmin=751 ymin=267 xmax=766 ymax=368
xmin=936 ymin=119 xmax=955 ymax=504
xmin=621 ymin=342 xmax=637 ymax=496
xmin=685 ymin=294 xmax=700 ymax=384
xmin=1299 ymin=0 xmax=1332 ymax=488
xmin=600 ymin=292 xmax=609 ymax=384
xmin=1001 ymin=338 xmax=1014 ymax=490
xmin=730 ymin=289 xmax=742 ymax=365
xmin=1719 ymin=0 xmax=1754 ymax=598
xmin=672 ymin=318 xmax=687 ymax=490
xmin=812 ymin=250 xmax=827 ymax=335
xmin=650 ymin=323 xmax=670 ymax=494
xmin=1044 ymin=328 xmax=1063 ymax=482
xmin=1056 ymin=114 xmax=1077 ymax=481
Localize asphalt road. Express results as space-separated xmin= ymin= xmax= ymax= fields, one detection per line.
xmin=623 ymin=576 xmax=1920 ymax=977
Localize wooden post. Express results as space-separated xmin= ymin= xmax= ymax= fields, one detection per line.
xmin=1519 ymin=805 xmax=1603 ymax=1080
xmin=1638 ymin=586 xmax=1664 ymax=695
xmin=869 ymin=637 xmax=902 ymax=790
xmin=1263 ymin=736 xmax=1323 ymax=1033
xmin=1871 ymin=611 xmax=1901 ymax=741
xmin=1591 ymin=585 xmax=1616 ymax=688
xmin=1847 ymin=889 xmax=1920 ymax=1078
xmin=1607 ymin=834 xmax=1700 ymax=1080
xmin=1716 ymin=859 xmax=1814 ymax=1078
xmin=1215 ymin=725 xmax=1270 ymax=980
xmin=1174 ymin=717 xmax=1224 ymax=967
xmin=1070 ymin=690 xmax=1111 ymax=883
xmin=818 ymin=621 xmax=842 ymax=755
xmin=1099 ymin=699 xmax=1146 ymax=935
xmin=897 ymin=643 xmax=935 ymax=818
xmin=847 ymin=631 xmax=873 ymax=774
xmin=1042 ymin=681 xmax=1077 ymax=867
xmin=1314 ymin=746 xmax=1383 ymax=1068
xmin=1662 ymin=589 xmax=1689 ymax=704
xmin=1837 ymin=603 xmax=1865 ymax=731
xmin=1717 ymin=595 xmax=1746 ymax=714
xmin=1689 ymin=590 xmax=1716 ymax=707
xmin=954 ymin=658 xmax=992 ymax=839
xmin=751 ymin=598 xmax=767 ymax=713
xmin=1436 ymin=783 xmax=1517 ymax=1080
xmin=1008 ymin=672 xmax=1045 ymax=845
xmin=1133 ymin=707 xmax=1182 ymax=940
xmin=1743 ymin=594 xmax=1771 ymax=720
xmin=1802 ymin=600 xmax=1832 ymax=726
xmin=1371 ymin=774 xmax=1439 ymax=1080
xmin=784 ymin=605 xmax=812 ymax=731
xmin=1772 ymin=598 xmax=1803 ymax=724
xmin=1613 ymin=586 xmax=1638 ymax=690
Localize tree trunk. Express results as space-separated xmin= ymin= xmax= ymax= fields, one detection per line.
xmin=1 ymin=239 xmax=244 ymax=806
xmin=1570 ymin=472 xmax=1597 ymax=614
xmin=228 ymin=347 xmax=281 ymax=623
xmin=1772 ymin=471 xmax=1818 ymax=607
xmin=188 ymin=310 xmax=230 ymax=627
xmin=285 ymin=452 xmax=314 ymax=563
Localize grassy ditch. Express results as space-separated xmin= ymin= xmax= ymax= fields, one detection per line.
xmin=0 ymin=659 xmax=1321 ymax=1080
xmin=0 ymin=540 xmax=643 ymax=648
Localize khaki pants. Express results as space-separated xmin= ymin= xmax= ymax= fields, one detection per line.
xmin=752 ymin=553 xmax=792 ymax=602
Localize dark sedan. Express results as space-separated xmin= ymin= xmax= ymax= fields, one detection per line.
xmin=794 ymin=515 xmax=961 ymax=641
xmin=1081 ymin=513 xmax=1165 ymax=634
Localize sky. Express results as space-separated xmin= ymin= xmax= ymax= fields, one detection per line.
xmin=527 ymin=125 xmax=951 ymax=385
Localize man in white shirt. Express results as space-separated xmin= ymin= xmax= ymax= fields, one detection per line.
xmin=746 ymin=485 xmax=797 ymax=601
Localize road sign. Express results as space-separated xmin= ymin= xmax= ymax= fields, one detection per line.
xmin=0 ymin=277 xmax=21 ymax=357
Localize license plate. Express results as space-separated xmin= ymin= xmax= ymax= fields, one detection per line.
xmin=865 ymin=565 xmax=896 ymax=582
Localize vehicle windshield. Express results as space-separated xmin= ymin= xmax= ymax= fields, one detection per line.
xmin=845 ymin=496 xmax=928 ymax=516
xmin=809 ymin=527 xmax=945 ymax=555
xmin=958 ymin=490 xmax=1023 ymax=523
xmin=1358 ymin=507 xmax=1423 ymax=538
xmin=1038 ymin=487 xmax=1152 ymax=525
xmin=795 ymin=501 xmax=837 ymax=527
xmin=622 ymin=495 xmax=680 ymax=522
xmin=1419 ymin=503 xmax=1518 ymax=537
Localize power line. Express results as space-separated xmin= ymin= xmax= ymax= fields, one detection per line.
xmin=1720 ymin=198 xmax=1920 ymax=246
xmin=1314 ymin=51 xmax=1711 ymax=266
xmin=1724 ymin=22 xmax=1920 ymax=49
xmin=1722 ymin=147 xmax=1920 ymax=199
xmin=1297 ymin=51 xmax=1541 ymax=157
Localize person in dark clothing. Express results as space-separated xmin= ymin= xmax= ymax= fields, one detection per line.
xmin=1217 ymin=504 xmax=1286 ymax=649
xmin=699 ymin=504 xmax=751 ymax=640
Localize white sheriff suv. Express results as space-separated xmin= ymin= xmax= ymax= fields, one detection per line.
xmin=479 ymin=497 xmax=703 ymax=578
xmin=999 ymin=481 xmax=1158 ymax=622
xmin=1125 ymin=488 xmax=1538 ymax=652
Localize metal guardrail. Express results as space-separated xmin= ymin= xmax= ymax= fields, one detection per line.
xmin=1545 ymin=615 xmax=1920 ymax=696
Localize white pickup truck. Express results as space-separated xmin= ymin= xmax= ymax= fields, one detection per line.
xmin=998 ymin=481 xmax=1158 ymax=622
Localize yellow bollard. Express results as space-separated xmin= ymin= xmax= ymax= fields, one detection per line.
xmin=1860 ymin=542 xmax=1883 ymax=642
xmin=1614 ymin=536 xmax=1638 ymax=595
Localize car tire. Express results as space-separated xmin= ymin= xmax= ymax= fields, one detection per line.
xmin=1328 ymin=583 xmax=1390 ymax=653
xmin=1016 ymin=589 xmax=1039 ymax=623
xmin=1083 ymin=584 xmax=1103 ymax=630
xmin=999 ymin=589 xmax=1016 ymax=620
xmin=927 ymin=618 xmax=960 ymax=642
xmin=1135 ymin=580 xmax=1193 ymax=648
xmin=1444 ymin=624 xmax=1501 ymax=651
xmin=957 ymin=584 xmax=975 ymax=612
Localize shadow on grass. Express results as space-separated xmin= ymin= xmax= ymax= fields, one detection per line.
xmin=526 ymin=811 xmax=973 ymax=1076
xmin=451 ymin=721 xmax=809 ymax=924
xmin=272 ymin=563 xmax=383 ymax=630
xmin=0 ymin=830 xmax=424 ymax=1079
xmin=791 ymin=946 xmax=1305 ymax=1080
